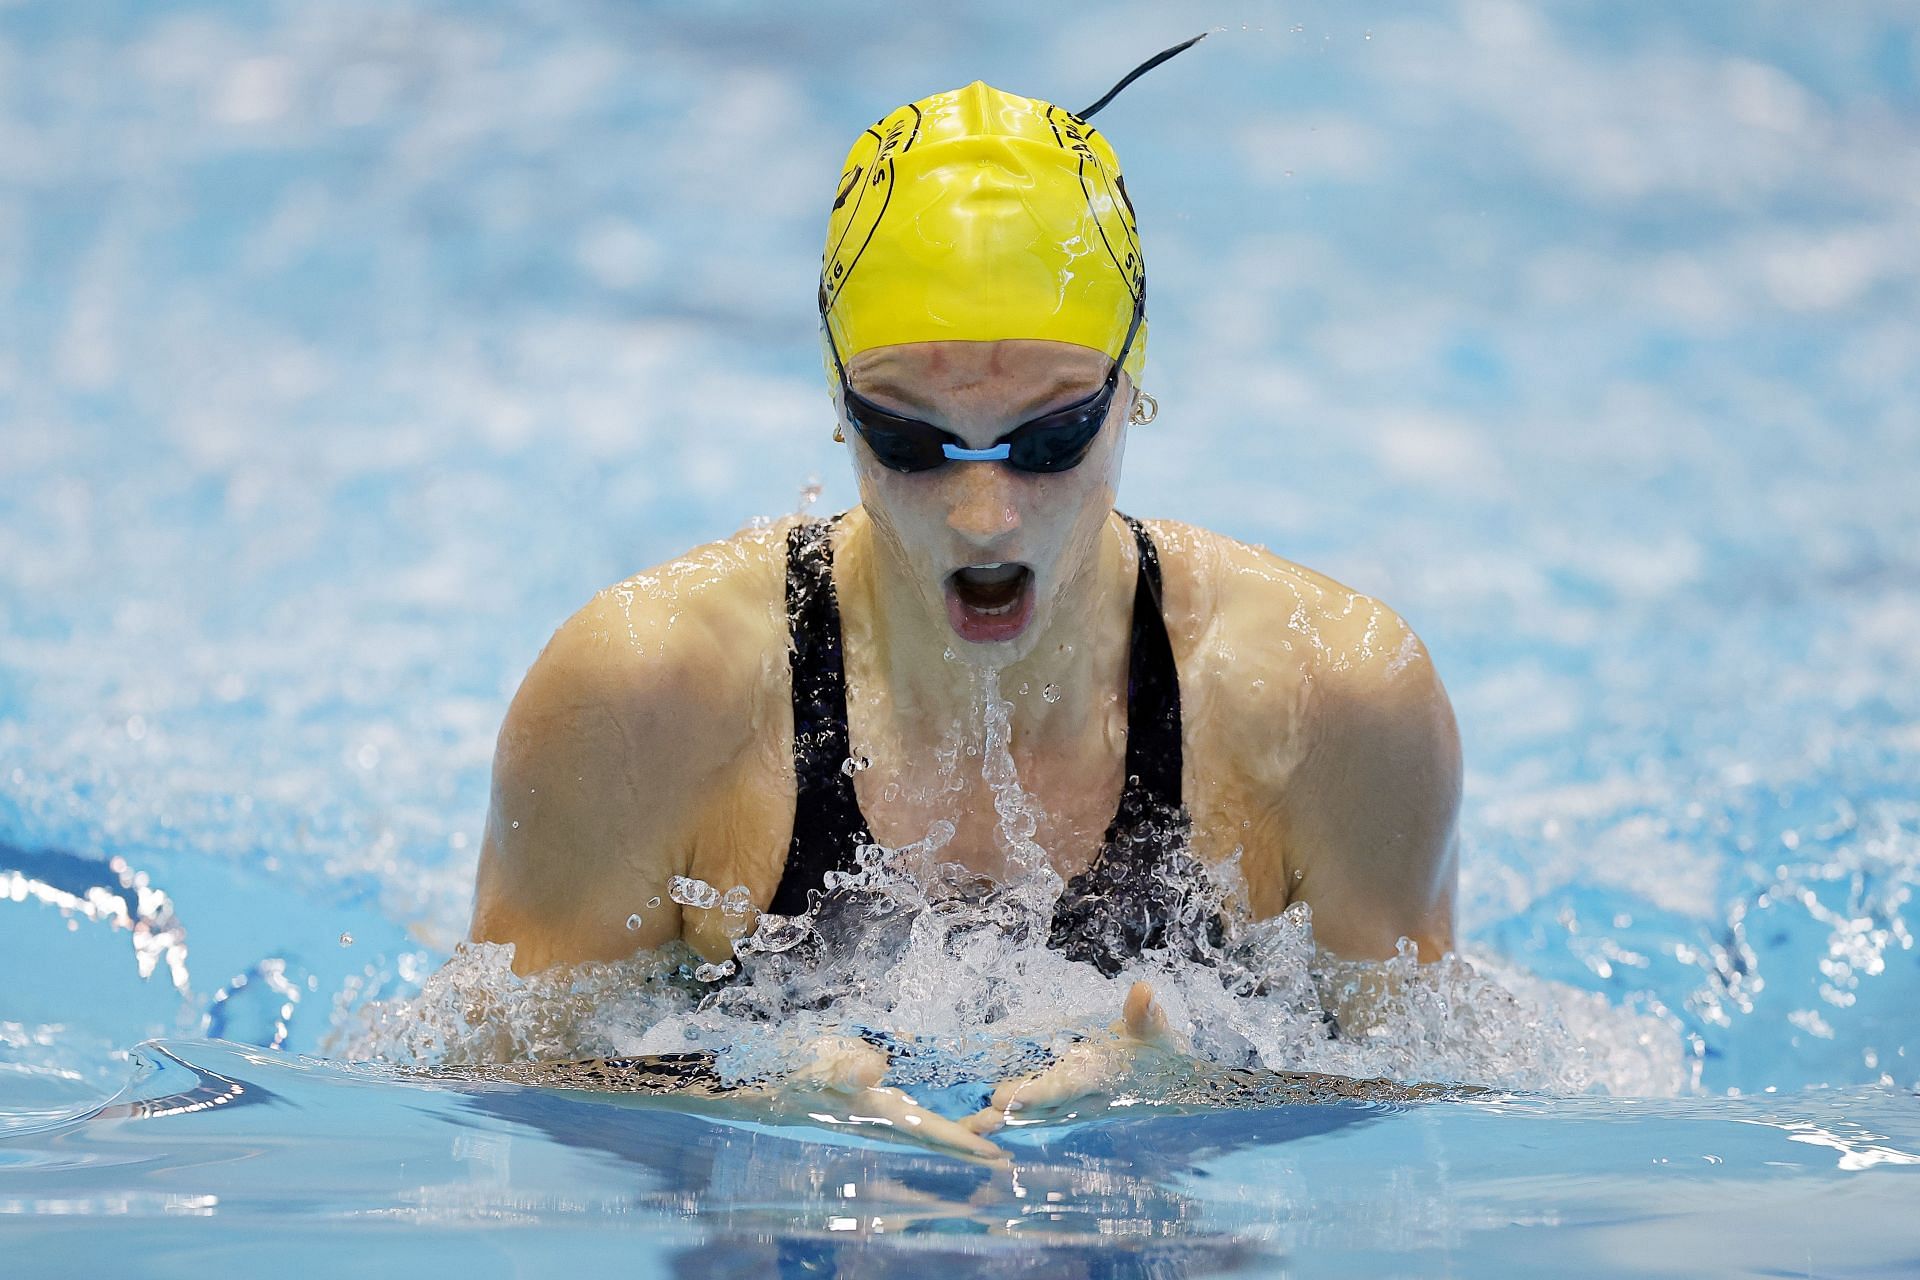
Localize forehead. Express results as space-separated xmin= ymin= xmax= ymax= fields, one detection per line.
xmin=847 ymin=338 xmax=1109 ymax=408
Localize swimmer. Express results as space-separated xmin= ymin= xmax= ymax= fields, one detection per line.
xmin=468 ymin=48 xmax=1461 ymax=1155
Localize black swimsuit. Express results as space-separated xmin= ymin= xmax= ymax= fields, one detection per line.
xmin=771 ymin=514 xmax=1222 ymax=977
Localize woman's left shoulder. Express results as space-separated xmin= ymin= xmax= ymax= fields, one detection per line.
xmin=1141 ymin=518 xmax=1437 ymax=693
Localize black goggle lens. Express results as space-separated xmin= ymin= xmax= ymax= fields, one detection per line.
xmin=844 ymin=383 xmax=1115 ymax=475
xmin=825 ymin=296 xmax=1143 ymax=476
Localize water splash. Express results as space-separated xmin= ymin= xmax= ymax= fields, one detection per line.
xmin=980 ymin=667 xmax=1057 ymax=894
xmin=0 ymin=846 xmax=191 ymax=996
xmin=331 ymin=672 xmax=1684 ymax=1099
xmin=205 ymin=957 xmax=306 ymax=1050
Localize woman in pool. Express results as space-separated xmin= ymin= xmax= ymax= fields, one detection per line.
xmin=469 ymin=71 xmax=1460 ymax=1154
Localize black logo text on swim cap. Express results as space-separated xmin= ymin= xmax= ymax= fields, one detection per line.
xmin=821 ymin=103 xmax=925 ymax=312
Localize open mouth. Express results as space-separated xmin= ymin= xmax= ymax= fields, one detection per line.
xmin=945 ymin=562 xmax=1036 ymax=644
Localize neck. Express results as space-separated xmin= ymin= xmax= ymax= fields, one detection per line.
xmin=834 ymin=508 xmax=1134 ymax=755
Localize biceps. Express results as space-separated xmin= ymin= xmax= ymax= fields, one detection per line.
xmin=1283 ymin=771 xmax=1458 ymax=961
xmin=469 ymin=716 xmax=690 ymax=970
xmin=470 ymin=816 xmax=686 ymax=972
xmin=1294 ymin=849 xmax=1455 ymax=962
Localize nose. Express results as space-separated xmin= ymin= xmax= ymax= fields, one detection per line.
xmin=944 ymin=462 xmax=1021 ymax=545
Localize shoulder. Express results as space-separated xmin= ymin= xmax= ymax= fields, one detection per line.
xmin=472 ymin=520 xmax=800 ymax=967
xmin=505 ymin=519 xmax=795 ymax=756
xmin=1144 ymin=518 xmax=1460 ymax=952
xmin=1144 ymin=518 xmax=1444 ymax=717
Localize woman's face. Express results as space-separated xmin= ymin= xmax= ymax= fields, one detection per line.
xmin=840 ymin=338 xmax=1132 ymax=662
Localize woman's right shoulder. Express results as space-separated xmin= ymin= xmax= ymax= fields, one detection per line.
xmin=508 ymin=518 xmax=804 ymax=752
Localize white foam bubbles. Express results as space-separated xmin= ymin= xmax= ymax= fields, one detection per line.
xmin=330 ymin=669 xmax=1685 ymax=1099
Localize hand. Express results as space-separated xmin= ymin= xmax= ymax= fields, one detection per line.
xmin=778 ymin=1035 xmax=1009 ymax=1162
xmin=962 ymin=981 xmax=1189 ymax=1135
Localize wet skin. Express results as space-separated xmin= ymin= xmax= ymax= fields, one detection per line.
xmin=469 ymin=337 xmax=1463 ymax=1151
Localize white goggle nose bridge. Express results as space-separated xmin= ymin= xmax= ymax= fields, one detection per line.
xmin=941 ymin=442 xmax=1013 ymax=462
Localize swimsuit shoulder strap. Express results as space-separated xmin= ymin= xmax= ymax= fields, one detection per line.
xmin=771 ymin=517 xmax=872 ymax=917
xmin=1117 ymin=512 xmax=1183 ymax=811
xmin=1046 ymin=513 xmax=1204 ymax=976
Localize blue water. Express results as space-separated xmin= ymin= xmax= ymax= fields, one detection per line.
xmin=3 ymin=0 xmax=1919 ymax=1273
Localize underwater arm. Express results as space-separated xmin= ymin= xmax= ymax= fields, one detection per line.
xmin=963 ymin=981 xmax=1187 ymax=1137
xmin=785 ymin=1036 xmax=1008 ymax=1161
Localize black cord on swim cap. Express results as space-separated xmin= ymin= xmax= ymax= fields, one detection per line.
xmin=1077 ymin=31 xmax=1210 ymax=120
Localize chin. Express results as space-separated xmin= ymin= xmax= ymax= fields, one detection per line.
xmin=947 ymin=624 xmax=1047 ymax=667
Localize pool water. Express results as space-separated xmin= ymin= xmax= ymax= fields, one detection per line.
xmin=4 ymin=0 xmax=1919 ymax=1273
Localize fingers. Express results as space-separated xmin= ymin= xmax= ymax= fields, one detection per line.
xmin=961 ymin=1103 xmax=1007 ymax=1136
xmin=961 ymin=1038 xmax=1120 ymax=1135
xmin=790 ymin=1035 xmax=888 ymax=1090
xmin=1120 ymin=980 xmax=1190 ymax=1052
xmin=1011 ymin=1047 xmax=1115 ymax=1110
xmin=961 ymin=987 xmax=1190 ymax=1136
xmin=848 ymin=1085 xmax=1008 ymax=1162
xmin=782 ymin=998 xmax=1194 ymax=1159
xmin=1121 ymin=980 xmax=1160 ymax=1039
xmin=782 ymin=1035 xmax=1006 ymax=1161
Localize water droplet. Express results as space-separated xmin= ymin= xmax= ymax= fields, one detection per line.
xmin=749 ymin=914 xmax=811 ymax=953
xmin=693 ymin=961 xmax=736 ymax=983
xmin=669 ymin=876 xmax=720 ymax=909
xmin=626 ymin=914 xmax=644 ymax=931
xmin=647 ymin=896 xmax=662 ymax=909
xmin=1042 ymin=684 xmax=1061 ymax=704
xmin=339 ymin=933 xmax=353 ymax=947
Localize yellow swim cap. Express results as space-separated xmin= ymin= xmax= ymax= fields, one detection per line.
xmin=819 ymin=81 xmax=1146 ymax=385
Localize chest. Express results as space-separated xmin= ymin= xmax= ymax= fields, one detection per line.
xmin=844 ymin=706 xmax=1130 ymax=882
xmin=714 ymin=605 xmax=1303 ymax=920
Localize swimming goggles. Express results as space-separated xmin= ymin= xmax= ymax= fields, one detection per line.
xmin=823 ymin=293 xmax=1145 ymax=475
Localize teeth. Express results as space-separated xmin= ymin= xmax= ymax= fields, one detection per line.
xmin=949 ymin=562 xmax=1029 ymax=620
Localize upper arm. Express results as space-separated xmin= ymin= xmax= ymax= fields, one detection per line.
xmin=1229 ymin=567 xmax=1461 ymax=962
xmin=468 ymin=593 xmax=743 ymax=973
xmin=1285 ymin=631 xmax=1461 ymax=961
